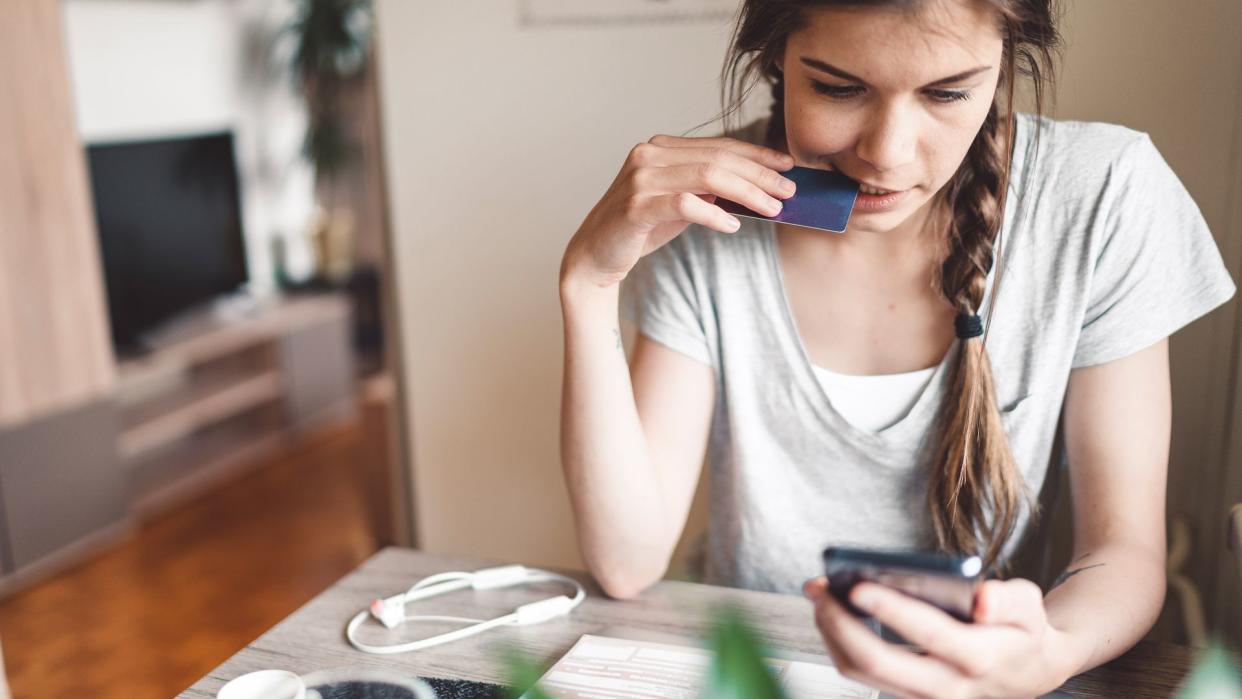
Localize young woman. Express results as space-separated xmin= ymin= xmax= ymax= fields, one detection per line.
xmin=559 ymin=0 xmax=1234 ymax=695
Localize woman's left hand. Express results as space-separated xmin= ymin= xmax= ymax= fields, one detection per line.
xmin=803 ymin=576 xmax=1075 ymax=699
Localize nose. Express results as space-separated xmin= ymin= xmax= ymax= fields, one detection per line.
xmin=853 ymin=102 xmax=917 ymax=174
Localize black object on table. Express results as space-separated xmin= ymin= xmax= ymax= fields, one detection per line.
xmin=305 ymin=677 xmax=505 ymax=699
xmin=420 ymin=677 xmax=506 ymax=698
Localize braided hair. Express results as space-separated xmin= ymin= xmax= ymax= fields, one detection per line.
xmin=927 ymin=55 xmax=1026 ymax=567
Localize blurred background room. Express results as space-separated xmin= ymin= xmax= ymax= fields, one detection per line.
xmin=0 ymin=0 xmax=1239 ymax=697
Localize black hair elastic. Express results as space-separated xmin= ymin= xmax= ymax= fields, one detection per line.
xmin=955 ymin=313 xmax=984 ymax=339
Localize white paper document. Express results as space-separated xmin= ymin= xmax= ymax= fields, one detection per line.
xmin=527 ymin=634 xmax=879 ymax=699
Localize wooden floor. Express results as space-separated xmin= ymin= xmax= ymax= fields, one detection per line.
xmin=0 ymin=421 xmax=379 ymax=698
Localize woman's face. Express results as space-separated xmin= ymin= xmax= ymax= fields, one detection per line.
xmin=779 ymin=0 xmax=1004 ymax=235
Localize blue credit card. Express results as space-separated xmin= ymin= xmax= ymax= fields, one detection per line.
xmin=718 ymin=166 xmax=859 ymax=233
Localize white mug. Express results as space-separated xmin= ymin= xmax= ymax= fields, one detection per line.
xmin=217 ymin=670 xmax=306 ymax=699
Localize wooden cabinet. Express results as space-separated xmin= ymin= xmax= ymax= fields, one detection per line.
xmin=116 ymin=294 xmax=356 ymax=516
xmin=0 ymin=400 xmax=127 ymax=579
xmin=0 ymin=294 xmax=357 ymax=595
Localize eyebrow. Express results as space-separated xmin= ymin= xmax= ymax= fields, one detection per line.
xmin=799 ymin=56 xmax=992 ymax=87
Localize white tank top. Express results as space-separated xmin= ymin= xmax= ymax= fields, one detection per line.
xmin=811 ymin=364 xmax=937 ymax=433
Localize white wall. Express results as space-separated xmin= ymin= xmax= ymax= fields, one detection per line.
xmin=375 ymin=1 xmax=762 ymax=569
xmin=61 ymin=0 xmax=317 ymax=293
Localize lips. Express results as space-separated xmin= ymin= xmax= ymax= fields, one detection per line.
xmin=851 ymin=183 xmax=910 ymax=213
xmin=857 ymin=177 xmax=919 ymax=195
xmin=818 ymin=162 xmax=909 ymax=197
xmin=831 ymin=168 xmax=906 ymax=195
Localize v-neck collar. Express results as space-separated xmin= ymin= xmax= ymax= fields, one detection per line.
xmin=761 ymin=219 xmax=958 ymax=444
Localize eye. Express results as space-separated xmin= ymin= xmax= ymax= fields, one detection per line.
xmin=925 ymin=88 xmax=972 ymax=104
xmin=810 ymin=80 xmax=865 ymax=101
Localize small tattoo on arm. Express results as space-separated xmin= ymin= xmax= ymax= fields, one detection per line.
xmin=1051 ymin=563 xmax=1106 ymax=590
xmin=613 ymin=328 xmax=623 ymax=352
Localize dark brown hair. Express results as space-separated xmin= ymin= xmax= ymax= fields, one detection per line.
xmin=716 ymin=0 xmax=1061 ymax=569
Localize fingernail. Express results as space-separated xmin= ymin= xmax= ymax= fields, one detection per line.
xmin=780 ymin=178 xmax=795 ymax=192
xmin=852 ymin=589 xmax=876 ymax=612
xmin=726 ymin=216 xmax=741 ymax=231
xmin=769 ymin=200 xmax=782 ymax=214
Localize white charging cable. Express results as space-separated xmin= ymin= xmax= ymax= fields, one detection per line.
xmin=346 ymin=565 xmax=586 ymax=655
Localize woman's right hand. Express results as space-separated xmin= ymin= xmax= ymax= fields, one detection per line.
xmin=560 ymin=134 xmax=798 ymax=290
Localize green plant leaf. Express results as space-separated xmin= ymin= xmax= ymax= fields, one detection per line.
xmin=289 ymin=0 xmax=373 ymax=84
xmin=704 ymin=606 xmax=788 ymax=699
xmin=286 ymin=0 xmax=373 ymax=180
xmin=501 ymin=647 xmax=556 ymax=699
xmin=1177 ymin=642 xmax=1242 ymax=699
xmin=304 ymin=117 xmax=352 ymax=175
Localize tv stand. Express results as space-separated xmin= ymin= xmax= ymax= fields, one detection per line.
xmin=115 ymin=293 xmax=356 ymax=516
xmin=206 ymin=289 xmax=268 ymax=323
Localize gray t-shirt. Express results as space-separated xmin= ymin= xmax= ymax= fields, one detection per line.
xmin=621 ymin=114 xmax=1235 ymax=594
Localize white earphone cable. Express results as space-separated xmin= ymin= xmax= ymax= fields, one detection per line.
xmin=345 ymin=566 xmax=585 ymax=655
xmin=346 ymin=608 xmax=514 ymax=655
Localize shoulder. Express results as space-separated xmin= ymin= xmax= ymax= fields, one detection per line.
xmin=657 ymin=217 xmax=769 ymax=271
xmin=1012 ymin=114 xmax=1189 ymax=250
xmin=1016 ymin=114 xmax=1157 ymax=192
xmin=1021 ymin=113 xmax=1147 ymax=153
xmin=623 ymin=219 xmax=769 ymax=342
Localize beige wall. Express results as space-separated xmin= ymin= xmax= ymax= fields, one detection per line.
xmin=1046 ymin=1 xmax=1242 ymax=641
xmin=375 ymin=2 xmax=760 ymax=569
xmin=377 ymin=0 xmax=1242 ymax=638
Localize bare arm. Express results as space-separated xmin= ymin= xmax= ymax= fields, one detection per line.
xmin=1044 ymin=338 xmax=1170 ymax=675
xmin=557 ymin=135 xmax=795 ymax=599
xmin=559 ymin=280 xmax=714 ymax=598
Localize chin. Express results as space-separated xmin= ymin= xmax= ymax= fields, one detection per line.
xmin=844 ymin=209 xmax=913 ymax=234
xmin=847 ymin=190 xmax=939 ymax=235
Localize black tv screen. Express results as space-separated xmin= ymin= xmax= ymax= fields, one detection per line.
xmin=87 ymin=131 xmax=249 ymax=353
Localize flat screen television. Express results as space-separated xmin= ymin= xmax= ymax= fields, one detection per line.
xmin=87 ymin=131 xmax=249 ymax=355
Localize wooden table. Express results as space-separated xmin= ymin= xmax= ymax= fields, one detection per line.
xmin=181 ymin=547 xmax=1202 ymax=698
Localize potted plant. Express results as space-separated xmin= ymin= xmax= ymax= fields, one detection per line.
xmin=282 ymin=0 xmax=374 ymax=286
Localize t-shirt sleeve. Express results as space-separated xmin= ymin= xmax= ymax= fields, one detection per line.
xmin=1071 ymin=133 xmax=1236 ymax=368
xmin=620 ymin=233 xmax=714 ymax=366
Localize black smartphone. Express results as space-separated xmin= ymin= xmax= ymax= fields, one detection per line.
xmin=822 ymin=547 xmax=983 ymax=623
